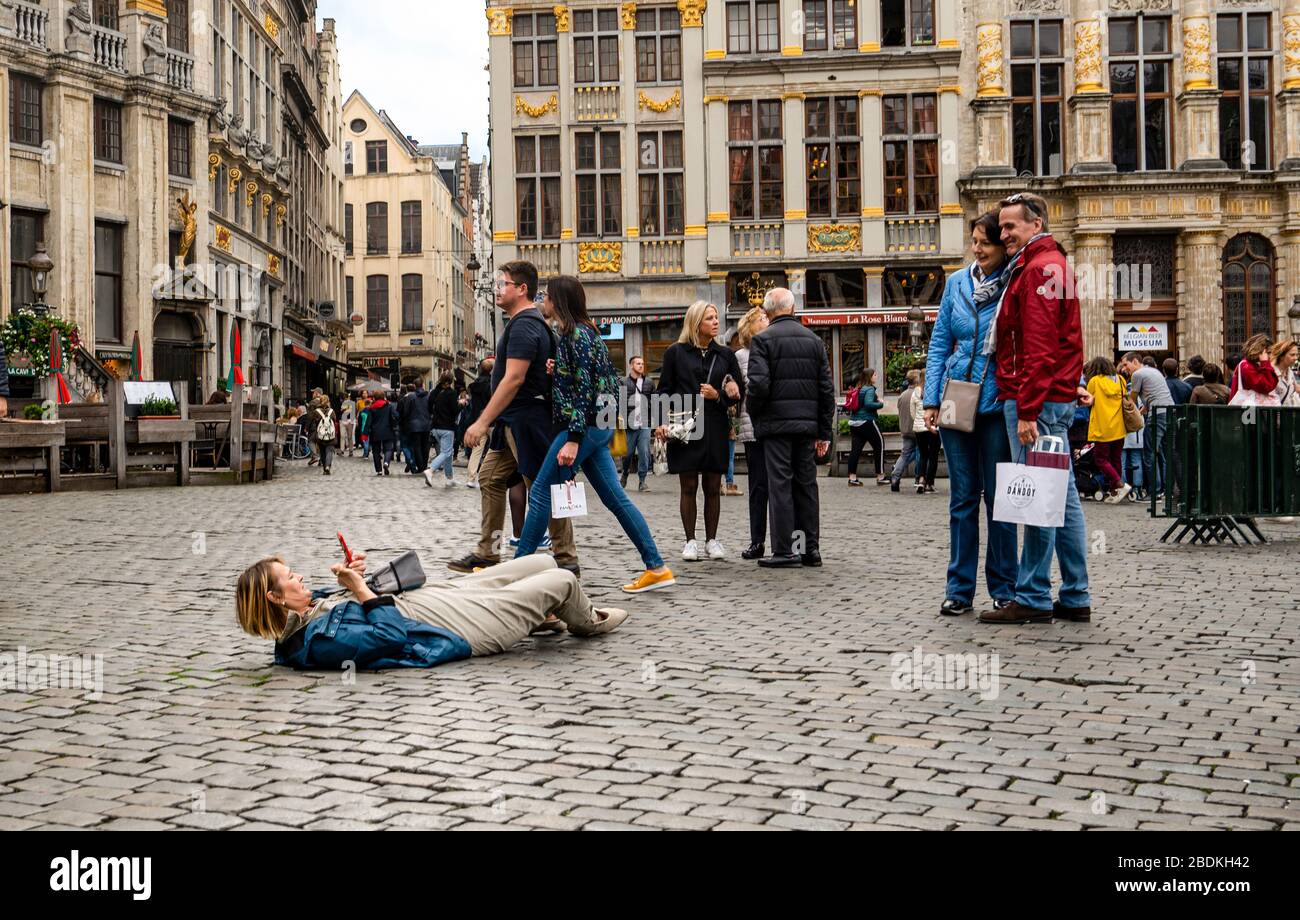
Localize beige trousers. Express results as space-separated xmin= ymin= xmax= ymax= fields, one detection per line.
xmin=391 ymin=555 xmax=597 ymax=656
xmin=466 ymin=438 xmax=487 ymax=484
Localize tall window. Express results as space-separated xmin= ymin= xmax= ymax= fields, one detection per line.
xmin=166 ymin=0 xmax=190 ymax=52
xmin=1222 ymin=234 xmax=1274 ymax=359
xmin=10 ymin=75 xmax=43 ymax=147
xmin=366 ymin=202 xmax=388 ymax=255
xmin=883 ymin=94 xmax=938 ymax=214
xmin=513 ymin=11 xmax=559 ymax=88
xmin=94 ymin=99 xmax=123 ymax=164
xmin=10 ymin=210 xmax=44 ymax=309
xmin=516 ymin=135 xmax=561 ymax=240
xmin=636 ymin=7 xmax=682 ymax=82
xmin=1218 ymin=13 xmax=1272 ymax=171
xmin=346 ymin=276 xmax=354 ymax=315
xmin=1010 ymin=20 xmax=1064 ymax=177
xmin=401 ymin=201 xmax=422 ymax=253
xmin=94 ymin=222 xmax=124 ymax=343
xmin=726 ymin=1 xmax=779 ymax=54
xmin=93 ymin=1 xmax=118 ymax=28
xmin=881 ymin=0 xmax=934 ymax=47
xmin=344 ymin=204 xmax=353 ymax=255
xmin=728 ymin=100 xmax=783 ymax=220
xmin=638 ymin=131 xmax=684 ymax=236
xmin=401 ymin=274 xmax=423 ymax=331
xmin=366 ymin=140 xmax=387 ymax=174
xmin=344 ymin=141 xmax=353 ymax=175
xmin=366 ymin=276 xmax=390 ymax=333
xmin=806 ymin=97 xmax=860 ymax=218
xmin=1110 ymin=16 xmax=1171 ymax=172
xmin=803 ymin=1 xmax=856 ymax=52
xmin=574 ymin=8 xmax=620 ymax=83
xmin=214 ymin=164 xmax=228 ymax=215
xmin=576 ymin=131 xmax=622 ymax=238
xmin=168 ymin=118 xmax=193 ymax=178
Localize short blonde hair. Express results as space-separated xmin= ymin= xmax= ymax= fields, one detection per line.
xmin=735 ymin=307 xmax=766 ymax=349
xmin=236 ymin=556 xmax=290 ymax=641
xmin=678 ymin=300 xmax=718 ymax=348
xmin=1270 ymin=338 xmax=1297 ymax=364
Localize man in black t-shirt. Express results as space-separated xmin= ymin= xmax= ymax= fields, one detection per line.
xmin=448 ymin=261 xmax=579 ymax=575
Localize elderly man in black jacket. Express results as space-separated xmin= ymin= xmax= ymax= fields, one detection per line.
xmin=744 ymin=288 xmax=835 ymax=568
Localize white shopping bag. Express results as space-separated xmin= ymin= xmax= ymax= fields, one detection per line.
xmin=550 ymin=480 xmax=588 ymax=519
xmin=993 ymin=456 xmax=1070 ymax=529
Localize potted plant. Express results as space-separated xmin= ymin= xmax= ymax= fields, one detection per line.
xmin=139 ymin=395 xmax=180 ymax=419
xmin=135 ymin=394 xmax=191 ymax=445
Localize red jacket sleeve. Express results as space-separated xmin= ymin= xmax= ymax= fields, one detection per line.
xmin=1239 ymin=359 xmax=1279 ymax=396
xmin=1014 ymin=262 xmax=1059 ymax=423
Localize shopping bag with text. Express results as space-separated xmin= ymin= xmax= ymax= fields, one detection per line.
xmin=550 ymin=480 xmax=588 ymax=519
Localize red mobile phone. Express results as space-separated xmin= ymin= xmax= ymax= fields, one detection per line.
xmin=336 ymin=532 xmax=354 ymax=565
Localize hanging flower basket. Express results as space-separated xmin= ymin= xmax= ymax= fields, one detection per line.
xmin=0 ymin=308 xmax=81 ymax=378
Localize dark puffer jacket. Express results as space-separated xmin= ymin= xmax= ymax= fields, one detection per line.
xmin=745 ymin=314 xmax=835 ymax=441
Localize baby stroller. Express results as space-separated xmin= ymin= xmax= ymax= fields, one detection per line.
xmin=1072 ymin=442 xmax=1106 ymax=501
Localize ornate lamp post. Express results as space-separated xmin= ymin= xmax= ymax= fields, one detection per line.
xmin=907 ymin=300 xmax=926 ymax=350
xmin=28 ymin=242 xmax=54 ymax=317
xmin=1289 ymin=294 xmax=1300 ymax=338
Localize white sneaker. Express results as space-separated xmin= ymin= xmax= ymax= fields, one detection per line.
xmin=1107 ymin=483 xmax=1132 ymax=504
xmin=444 ymin=479 xmax=455 ymax=488
xmin=423 ymin=469 xmax=434 ymax=488
xmin=681 ymin=539 xmax=700 ymax=561
xmin=465 ymin=480 xmax=479 ymax=489
xmin=706 ymin=539 xmax=726 ymax=560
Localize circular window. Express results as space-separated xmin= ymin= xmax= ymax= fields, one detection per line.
xmin=350 ymin=118 xmax=367 ymax=133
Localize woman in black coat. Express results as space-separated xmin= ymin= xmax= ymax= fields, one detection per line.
xmin=654 ymin=301 xmax=743 ymax=562
xmin=366 ymin=393 xmax=401 ymax=476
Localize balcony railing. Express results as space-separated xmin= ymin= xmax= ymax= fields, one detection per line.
xmin=885 ymin=217 xmax=940 ymax=254
xmin=93 ymin=25 xmax=129 ymax=74
xmin=573 ymin=85 xmax=619 ymax=122
xmin=730 ymin=222 xmax=784 ymax=259
xmin=167 ymin=49 xmax=195 ymax=91
xmin=640 ymin=239 xmax=684 ymax=275
xmin=14 ymin=1 xmax=48 ymax=49
xmin=518 ymin=242 xmax=561 ymax=278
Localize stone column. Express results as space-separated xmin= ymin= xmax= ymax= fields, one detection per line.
xmin=860 ymin=91 xmax=885 ymax=254
xmin=697 ymin=0 xmax=723 ymax=57
xmin=47 ymin=77 xmax=96 ymax=338
xmin=937 ymin=88 xmax=963 ymax=252
xmin=679 ymin=1 xmax=708 ymax=274
xmin=783 ymin=93 xmax=807 ymax=261
xmin=1278 ymin=4 xmax=1300 ymax=170
xmin=971 ymin=0 xmax=1014 ymax=178
xmin=1177 ymin=0 xmax=1228 ymax=170
xmin=618 ymin=4 xmax=640 ymax=276
xmin=486 ymin=6 xmax=517 ymax=260
xmin=705 ymin=96 xmax=729 ymax=266
xmin=1072 ymin=231 xmax=1113 ymax=357
xmin=1068 ymin=0 xmax=1115 ymax=173
xmin=1277 ymin=228 xmax=1300 ymax=344
xmin=1180 ymin=230 xmax=1225 ymax=362
xmin=859 ymin=0 xmax=880 ymax=52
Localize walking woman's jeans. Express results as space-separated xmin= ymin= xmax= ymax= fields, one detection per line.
xmin=515 ymin=426 xmax=665 ymax=570
xmin=1003 ymin=401 xmax=1091 ymax=611
xmin=427 ymin=428 xmax=456 ymax=480
xmin=939 ymin=414 xmax=1018 ymax=605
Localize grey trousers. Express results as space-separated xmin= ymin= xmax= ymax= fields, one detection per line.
xmin=391 ymin=556 xmax=599 ymax=656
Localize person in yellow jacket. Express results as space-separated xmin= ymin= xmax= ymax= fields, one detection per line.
xmin=1085 ymin=357 xmax=1131 ymax=504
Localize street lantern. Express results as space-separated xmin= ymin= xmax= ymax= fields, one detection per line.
xmin=466 ymin=254 xmax=481 ymax=274
xmin=907 ymin=301 xmax=926 ymax=349
xmin=1289 ymin=294 xmax=1300 ymax=337
xmin=29 ymin=241 xmax=54 ymax=315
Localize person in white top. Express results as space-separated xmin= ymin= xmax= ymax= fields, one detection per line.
xmin=340 ymin=398 xmax=357 ymax=456
xmin=1270 ymin=339 xmax=1299 ymax=407
xmin=911 ymin=370 xmax=939 ymax=494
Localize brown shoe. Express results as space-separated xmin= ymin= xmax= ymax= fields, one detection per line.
xmin=1053 ymin=600 xmax=1092 ymax=623
xmin=978 ymin=600 xmax=1053 ymax=624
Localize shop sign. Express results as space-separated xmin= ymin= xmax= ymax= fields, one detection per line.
xmin=1117 ymin=322 xmax=1169 ymax=351
xmin=801 ymin=311 xmax=938 ymax=327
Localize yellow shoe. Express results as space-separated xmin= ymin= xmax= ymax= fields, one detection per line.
xmin=622 ymin=568 xmax=676 ymax=594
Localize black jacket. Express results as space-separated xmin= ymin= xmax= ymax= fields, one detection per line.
xmin=624 ymin=374 xmax=655 ymax=429
xmin=367 ymin=400 xmax=400 ymax=442
xmin=398 ymin=390 xmax=432 ymax=433
xmin=428 ymin=386 xmax=459 ymax=430
xmin=467 ymin=374 xmax=491 ymax=421
xmin=745 ymin=314 xmax=835 ymax=441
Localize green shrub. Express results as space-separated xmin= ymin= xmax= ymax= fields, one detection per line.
xmin=23 ymin=403 xmax=46 ymax=421
xmin=885 ymin=348 xmax=926 ymax=393
xmin=879 ymin=414 xmax=900 ymax=433
xmin=141 ymin=395 xmax=178 ymax=416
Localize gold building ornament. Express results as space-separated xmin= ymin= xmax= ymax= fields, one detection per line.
xmin=676 ymin=0 xmax=706 ymax=28
xmin=228 ymin=167 xmax=242 ymax=195
xmin=267 ymin=254 xmax=281 ymax=278
xmin=1074 ymin=19 xmax=1104 ymax=93
xmin=976 ymin=24 xmax=1005 ymax=97
xmin=1182 ymin=17 xmax=1212 ymax=90
xmin=486 ymin=7 xmax=513 ymax=36
xmin=577 ymin=242 xmax=622 ymax=274
xmin=1284 ymin=16 xmax=1300 ymax=90
xmin=638 ymin=89 xmax=681 ymax=113
xmin=620 ymin=2 xmax=637 ymax=29
xmin=264 ymin=13 xmax=280 ymax=40
xmin=261 ymin=193 xmax=273 ymax=219
xmin=553 ymin=4 xmax=570 ymax=31
xmin=176 ymin=193 xmax=198 ymax=261
xmin=516 ymin=94 xmax=559 ymax=118
xmin=215 ymin=226 xmax=232 ymax=252
xmin=246 ymin=180 xmax=259 ymax=208
xmin=276 ymin=204 xmax=287 ymax=228
xmin=208 ymin=153 xmax=222 ymax=182
xmin=808 ymin=224 xmax=861 ymax=253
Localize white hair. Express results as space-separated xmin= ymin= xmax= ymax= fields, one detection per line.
xmin=762 ymin=288 xmax=796 ymax=317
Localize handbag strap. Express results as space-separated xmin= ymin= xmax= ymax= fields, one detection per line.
xmin=957 ymin=284 xmax=983 ymax=385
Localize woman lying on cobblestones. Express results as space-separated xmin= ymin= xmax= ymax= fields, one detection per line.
xmin=235 ymin=552 xmax=629 ymax=671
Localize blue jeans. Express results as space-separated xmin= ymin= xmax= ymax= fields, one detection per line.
xmin=890 ymin=436 xmax=918 ymax=484
xmin=939 ymin=414 xmax=1018 ymax=605
xmin=1123 ymin=447 xmax=1144 ymax=491
xmin=1003 ymin=400 xmax=1091 ymax=611
xmin=1143 ymin=410 xmax=1168 ymax=496
xmin=515 ymin=427 xmax=665 ymax=570
xmin=427 ymin=428 xmax=456 ymax=480
xmin=622 ymin=427 xmax=652 ymax=485
xmin=726 ymin=439 xmax=737 ymax=485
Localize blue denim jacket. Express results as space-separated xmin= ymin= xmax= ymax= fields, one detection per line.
xmin=924 ymin=264 xmax=1003 ymax=416
xmin=274 ymin=592 xmax=472 ymax=671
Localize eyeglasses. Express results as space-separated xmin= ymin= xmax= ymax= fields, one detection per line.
xmin=1004 ymin=193 xmax=1045 ymax=217
xmin=494 ymin=280 xmax=519 ymax=292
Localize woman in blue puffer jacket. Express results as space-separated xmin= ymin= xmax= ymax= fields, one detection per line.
xmin=922 ymin=211 xmax=1019 ymax=619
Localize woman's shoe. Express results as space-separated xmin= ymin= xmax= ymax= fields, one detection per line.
xmin=706 ymin=539 xmax=726 ymax=560
xmin=530 ymin=615 xmax=567 ymax=635
xmin=571 ymin=608 xmax=630 ymax=637
xmin=681 ymin=540 xmax=700 ymax=561
xmin=741 ymin=543 xmax=765 ymax=560
xmin=916 ymin=484 xmax=925 ymax=494
xmin=623 ymin=569 xmax=676 ymax=594
xmin=876 ymin=478 xmax=890 ymax=486
xmin=847 ymin=478 xmax=863 ymax=487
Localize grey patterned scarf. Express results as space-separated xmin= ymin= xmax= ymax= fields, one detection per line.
xmin=982 ymin=232 xmax=1051 ymax=356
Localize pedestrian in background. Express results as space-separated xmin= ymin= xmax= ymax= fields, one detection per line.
xmin=734 ymin=306 xmax=770 ymax=560
xmin=890 ymin=370 xmax=921 ymax=491
xmin=1084 ymin=357 xmax=1130 ymax=503
xmin=424 ymin=372 xmax=460 ymax=487
xmin=366 ymin=392 xmax=400 ymax=476
xmin=304 ymin=394 xmax=338 ymax=476
xmin=1183 ymin=355 xmax=1206 ymax=390
xmin=911 ymin=370 xmax=939 ymax=494
xmin=620 ymin=356 xmax=655 ymax=493
xmin=464 ymin=359 xmax=493 ymax=488
xmin=1119 ymin=352 xmax=1174 ymax=497
xmin=1189 ymin=363 xmax=1230 ymax=406
xmin=340 ymin=397 xmax=357 ymax=457
xmin=844 ymin=368 xmax=886 ymax=487
xmin=1163 ymin=358 xmax=1192 ymax=405
xmin=1271 ymin=339 xmax=1299 ymax=406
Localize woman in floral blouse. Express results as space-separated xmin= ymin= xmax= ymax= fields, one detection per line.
xmin=513 ymin=276 xmax=675 ymax=596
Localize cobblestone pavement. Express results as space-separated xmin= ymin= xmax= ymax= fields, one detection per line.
xmin=1 ymin=454 xmax=1297 ymax=831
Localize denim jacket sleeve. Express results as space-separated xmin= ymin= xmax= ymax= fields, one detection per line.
xmin=281 ymin=597 xmax=411 ymax=670
xmin=924 ymin=274 xmax=959 ymax=408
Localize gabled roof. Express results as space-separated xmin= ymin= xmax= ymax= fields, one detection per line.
xmin=343 ymin=89 xmax=423 ymax=159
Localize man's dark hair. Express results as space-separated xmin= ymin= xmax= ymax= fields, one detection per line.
xmin=500 ymin=260 xmax=539 ymax=302
xmin=1121 ymin=351 xmax=1143 ymax=366
xmin=1142 ymin=355 xmax=1157 ymax=368
xmin=629 ymin=356 xmax=643 ymax=366
xmin=1202 ymin=363 xmax=1223 ymax=385
xmin=1187 ymin=354 xmax=1205 ymax=375
xmin=1161 ymin=358 xmax=1179 ymax=378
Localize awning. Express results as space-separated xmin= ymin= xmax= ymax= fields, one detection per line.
xmin=801 ymin=310 xmax=939 ymax=327
xmin=290 ymin=344 xmax=318 ymax=362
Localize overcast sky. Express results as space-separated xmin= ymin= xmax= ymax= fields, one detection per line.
xmin=319 ymin=0 xmax=491 ymax=160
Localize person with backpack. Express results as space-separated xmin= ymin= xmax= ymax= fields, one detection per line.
xmin=305 ymin=394 xmax=338 ymax=476
xmin=844 ymin=368 xmax=886 ymax=487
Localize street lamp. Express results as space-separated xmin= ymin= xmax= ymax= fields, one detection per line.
xmin=28 ymin=241 xmax=54 ymax=316
xmin=907 ymin=300 xmax=926 ymax=350
xmin=1289 ymin=294 xmax=1300 ymax=337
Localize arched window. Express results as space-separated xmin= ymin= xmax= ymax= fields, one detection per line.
xmin=1222 ymin=233 xmax=1274 ymax=360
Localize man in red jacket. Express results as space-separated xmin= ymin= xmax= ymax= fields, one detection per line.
xmin=980 ymin=193 xmax=1092 ymax=625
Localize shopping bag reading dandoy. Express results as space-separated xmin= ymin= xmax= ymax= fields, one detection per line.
xmin=550 ymin=480 xmax=589 ymax=519
xmin=993 ymin=436 xmax=1071 ymax=529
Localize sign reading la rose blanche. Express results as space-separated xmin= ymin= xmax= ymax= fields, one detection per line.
xmin=1117 ymin=322 xmax=1169 ymax=351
